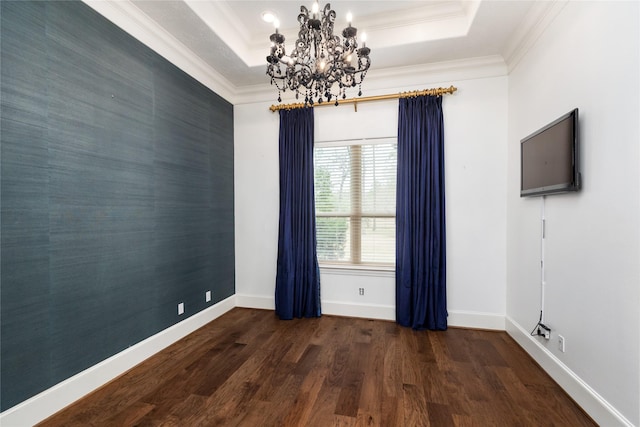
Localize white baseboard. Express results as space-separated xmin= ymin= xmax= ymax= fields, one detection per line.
xmin=235 ymin=294 xmax=505 ymax=330
xmin=0 ymin=295 xmax=236 ymax=427
xmin=235 ymin=295 xmax=395 ymax=321
xmin=505 ymin=316 xmax=634 ymax=427
xmin=236 ymin=294 xmax=395 ymax=321
xmin=322 ymin=300 xmax=396 ymax=320
xmin=448 ymin=309 xmax=505 ymax=330
xmin=235 ymin=294 xmax=275 ymax=310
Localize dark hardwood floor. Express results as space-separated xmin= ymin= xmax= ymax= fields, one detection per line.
xmin=39 ymin=308 xmax=596 ymax=426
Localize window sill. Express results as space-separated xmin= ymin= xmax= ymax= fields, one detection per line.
xmin=319 ymin=264 xmax=395 ymax=278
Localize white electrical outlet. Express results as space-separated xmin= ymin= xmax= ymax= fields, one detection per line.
xmin=205 ymin=291 xmax=212 ymax=302
xmin=177 ymin=302 xmax=184 ymax=315
xmin=558 ymin=335 xmax=565 ymax=353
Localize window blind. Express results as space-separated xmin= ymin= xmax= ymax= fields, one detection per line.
xmin=314 ymin=140 xmax=397 ymax=266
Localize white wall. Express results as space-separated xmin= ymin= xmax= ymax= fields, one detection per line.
xmin=234 ymin=75 xmax=508 ymax=329
xmin=506 ymin=2 xmax=639 ymax=426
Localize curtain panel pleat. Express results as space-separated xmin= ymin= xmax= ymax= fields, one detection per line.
xmin=396 ymin=95 xmax=447 ymax=330
xmin=275 ymin=108 xmax=321 ymax=319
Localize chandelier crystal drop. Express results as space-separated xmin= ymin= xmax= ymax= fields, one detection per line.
xmin=266 ymin=2 xmax=371 ymax=106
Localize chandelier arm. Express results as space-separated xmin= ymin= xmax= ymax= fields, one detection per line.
xmin=266 ymin=2 xmax=371 ymax=105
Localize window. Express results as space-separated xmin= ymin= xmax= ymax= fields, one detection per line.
xmin=314 ymin=138 xmax=397 ymax=267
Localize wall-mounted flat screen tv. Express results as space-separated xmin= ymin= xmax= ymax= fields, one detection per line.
xmin=520 ymin=108 xmax=581 ymax=197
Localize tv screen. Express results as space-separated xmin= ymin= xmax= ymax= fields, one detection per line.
xmin=520 ymin=108 xmax=580 ymax=197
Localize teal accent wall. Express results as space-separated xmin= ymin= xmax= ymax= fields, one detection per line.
xmin=0 ymin=0 xmax=235 ymax=410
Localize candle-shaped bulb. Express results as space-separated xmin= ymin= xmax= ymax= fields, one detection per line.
xmin=274 ymin=19 xmax=280 ymax=29
xmin=346 ymin=12 xmax=352 ymax=26
xmin=361 ymin=32 xmax=367 ymax=47
xmin=312 ymin=1 xmax=319 ymax=14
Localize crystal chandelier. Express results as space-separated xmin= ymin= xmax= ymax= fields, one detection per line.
xmin=266 ymin=2 xmax=371 ymax=106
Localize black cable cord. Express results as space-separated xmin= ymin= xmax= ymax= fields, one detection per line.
xmin=530 ymin=310 xmax=543 ymax=336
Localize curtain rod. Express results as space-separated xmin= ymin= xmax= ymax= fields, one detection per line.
xmin=269 ymin=85 xmax=457 ymax=112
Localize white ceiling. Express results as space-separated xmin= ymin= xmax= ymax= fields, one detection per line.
xmin=86 ymin=0 xmax=559 ymax=101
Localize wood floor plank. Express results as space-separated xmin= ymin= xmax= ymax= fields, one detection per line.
xmin=420 ymin=361 xmax=451 ymax=406
xmin=380 ymin=395 xmax=401 ymax=426
xmin=334 ymin=342 xmax=368 ymax=417
xmin=260 ymin=373 xmax=306 ymax=425
xmin=400 ymin=328 xmax=423 ymax=386
xmin=281 ymin=368 xmax=326 ymax=426
xmin=282 ymin=318 xmax=320 ymax=364
xmin=402 ymin=383 xmax=430 ymax=426
xmin=357 ymin=327 xmax=385 ymax=425
xmin=101 ymin=401 xmax=156 ymax=426
xmin=327 ymin=344 xmax=350 ymax=388
xmin=331 ymin=414 xmax=357 ymax=426
xmin=382 ymin=339 xmax=403 ymax=399
xmin=38 ymin=308 xmax=597 ymax=427
xmin=305 ymin=380 xmax=342 ymax=427
xmin=427 ymin=401 xmax=455 ymax=426
xmin=192 ymin=380 xmax=260 ymax=425
xmin=232 ymin=400 xmax=273 ymax=427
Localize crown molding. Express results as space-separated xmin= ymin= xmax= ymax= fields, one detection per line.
xmin=234 ymin=55 xmax=508 ymax=106
xmin=502 ymin=0 xmax=569 ymax=73
xmin=363 ymin=55 xmax=507 ymax=95
xmin=81 ymin=0 xmax=238 ymax=104
xmin=369 ymin=55 xmax=507 ymax=81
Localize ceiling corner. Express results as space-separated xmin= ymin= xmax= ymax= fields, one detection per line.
xmin=502 ymin=0 xmax=569 ymax=73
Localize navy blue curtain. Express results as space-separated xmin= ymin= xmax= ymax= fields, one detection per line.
xmin=396 ymin=95 xmax=447 ymax=330
xmin=275 ymin=108 xmax=321 ymax=319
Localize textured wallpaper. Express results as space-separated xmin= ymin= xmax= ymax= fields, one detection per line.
xmin=0 ymin=0 xmax=234 ymax=410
